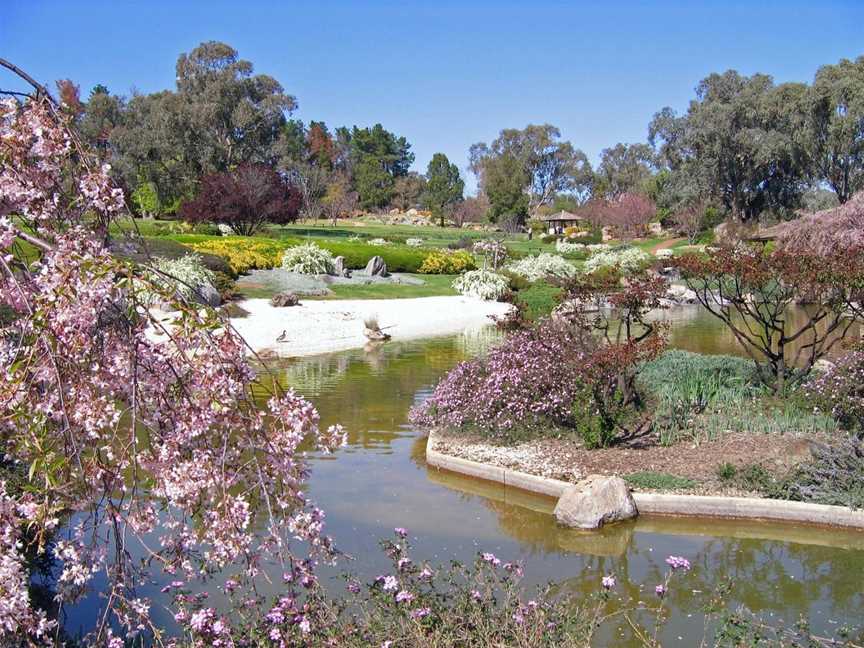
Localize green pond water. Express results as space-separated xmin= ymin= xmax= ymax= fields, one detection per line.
xmin=64 ymin=307 xmax=864 ymax=645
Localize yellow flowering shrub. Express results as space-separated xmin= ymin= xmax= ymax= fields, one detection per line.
xmin=419 ymin=250 xmax=477 ymax=274
xmin=188 ymin=238 xmax=287 ymax=274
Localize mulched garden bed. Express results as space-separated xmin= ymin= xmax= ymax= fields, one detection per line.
xmin=430 ymin=430 xmax=831 ymax=496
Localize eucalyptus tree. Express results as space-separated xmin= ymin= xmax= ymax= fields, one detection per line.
xmin=649 ymin=71 xmax=809 ymax=222
xmin=802 ymin=55 xmax=864 ymax=203
xmin=109 ymin=41 xmax=296 ymax=210
xmin=470 ymin=124 xmax=592 ymax=218
xmin=594 ymin=142 xmax=657 ymax=199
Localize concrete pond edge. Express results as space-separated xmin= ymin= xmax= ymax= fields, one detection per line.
xmin=425 ymin=430 xmax=864 ymax=530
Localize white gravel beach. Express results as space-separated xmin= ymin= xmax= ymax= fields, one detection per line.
xmin=228 ymin=296 xmax=512 ymax=357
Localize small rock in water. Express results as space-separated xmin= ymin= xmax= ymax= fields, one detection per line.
xmin=270 ymin=292 xmax=300 ymax=307
xmin=554 ymin=475 xmax=637 ymax=529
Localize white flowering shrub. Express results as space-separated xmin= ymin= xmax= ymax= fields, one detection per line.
xmin=655 ymin=248 xmax=674 ymax=259
xmin=505 ymin=253 xmax=577 ymax=282
xmin=368 ymin=238 xmax=390 ymax=246
xmin=586 ymin=243 xmax=612 ymax=253
xmin=555 ymin=240 xmax=585 ymax=254
xmin=145 ymin=254 xmax=216 ymax=303
xmin=452 ymin=269 xmax=510 ymax=301
xmin=217 ymin=223 xmax=235 ymax=236
xmin=584 ymin=247 xmax=652 ymax=274
xmin=281 ymin=242 xmax=335 ymax=274
xmin=406 ymin=238 xmax=424 ymax=247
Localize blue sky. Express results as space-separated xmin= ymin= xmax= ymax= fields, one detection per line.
xmin=4 ymin=1 xmax=863 ymax=192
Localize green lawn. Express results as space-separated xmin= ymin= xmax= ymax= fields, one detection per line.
xmin=319 ymin=274 xmax=458 ymax=300
xmin=235 ymin=273 xmax=457 ymax=301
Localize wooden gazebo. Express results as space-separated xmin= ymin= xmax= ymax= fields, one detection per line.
xmin=540 ymin=210 xmax=584 ymax=234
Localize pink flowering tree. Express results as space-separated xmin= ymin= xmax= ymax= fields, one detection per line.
xmin=0 ymin=76 xmax=345 ymax=645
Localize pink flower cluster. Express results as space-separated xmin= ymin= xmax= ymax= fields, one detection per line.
xmin=410 ymin=322 xmax=594 ymax=434
xmin=0 ymin=95 xmax=347 ymax=644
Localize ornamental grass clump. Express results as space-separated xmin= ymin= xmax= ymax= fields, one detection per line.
xmin=281 ymin=242 xmax=335 ymax=274
xmin=452 ymin=269 xmax=510 ymax=301
xmin=505 ymin=253 xmax=576 ymax=282
xmin=584 ymin=246 xmax=652 ymax=275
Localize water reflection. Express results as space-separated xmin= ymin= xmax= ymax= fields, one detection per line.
xmin=287 ymin=330 xmax=863 ymax=645
xmin=60 ymin=322 xmax=864 ymax=644
xmin=653 ymin=305 xmax=862 ymax=362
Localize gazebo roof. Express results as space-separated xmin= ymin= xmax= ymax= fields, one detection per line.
xmin=540 ymin=210 xmax=584 ymax=222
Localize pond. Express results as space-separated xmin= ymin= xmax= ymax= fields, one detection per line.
xmin=62 ymin=309 xmax=864 ymax=645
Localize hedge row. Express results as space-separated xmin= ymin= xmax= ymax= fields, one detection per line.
xmin=167 ymin=234 xmax=436 ymax=274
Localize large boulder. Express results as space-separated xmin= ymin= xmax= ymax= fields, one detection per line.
xmin=364 ymin=255 xmax=388 ymax=277
xmin=270 ymin=292 xmax=300 ymax=307
xmin=192 ymin=283 xmax=222 ymax=307
xmin=333 ymin=256 xmax=351 ymax=278
xmin=554 ymin=475 xmax=637 ymax=529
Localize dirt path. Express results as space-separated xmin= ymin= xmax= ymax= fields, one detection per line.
xmin=648 ymin=237 xmax=686 ymax=254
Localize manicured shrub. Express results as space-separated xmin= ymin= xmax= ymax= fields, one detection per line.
xmin=555 ymin=239 xmax=585 ymax=255
xmin=512 ymin=281 xmax=562 ymax=321
xmin=144 ymin=254 xmax=216 ymax=304
xmin=411 ymin=321 xmax=657 ymax=446
xmin=188 ymin=237 xmax=287 ymax=274
xmin=281 ymin=242 xmax=335 ymax=274
xmin=803 ymin=346 xmax=864 ymax=431
xmin=540 ymin=233 xmax=557 ymax=244
xmin=419 ymin=249 xmax=477 ymax=274
xmin=505 ymin=253 xmax=576 ymax=282
xmin=584 ymin=247 xmax=652 ymax=275
xmin=452 ymin=269 xmax=510 ymax=301
xmin=297 ymin=240 xmax=427 ymax=273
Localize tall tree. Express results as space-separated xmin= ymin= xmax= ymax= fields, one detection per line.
xmin=802 ymin=56 xmax=864 ymax=203
xmin=78 ymin=85 xmax=125 ymax=162
xmin=391 ymin=172 xmax=427 ymax=211
xmin=345 ymin=124 xmax=414 ymax=209
xmin=307 ymin=121 xmax=335 ymax=169
xmin=109 ymin=41 xmax=296 ymax=210
xmin=594 ymin=143 xmax=656 ymax=199
xmin=423 ymin=153 xmax=464 ymax=226
xmin=649 ymin=70 xmax=809 ymax=222
xmin=470 ymin=124 xmax=591 ymax=215
xmin=483 ymin=154 xmax=530 ymax=225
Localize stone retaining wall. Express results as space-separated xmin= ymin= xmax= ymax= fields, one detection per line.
xmin=425 ymin=430 xmax=864 ymax=530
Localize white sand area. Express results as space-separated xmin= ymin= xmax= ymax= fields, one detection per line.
xmin=228 ymin=296 xmax=512 ymax=357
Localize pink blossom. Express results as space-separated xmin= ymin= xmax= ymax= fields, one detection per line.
xmin=665 ymin=556 xmax=691 ymax=571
